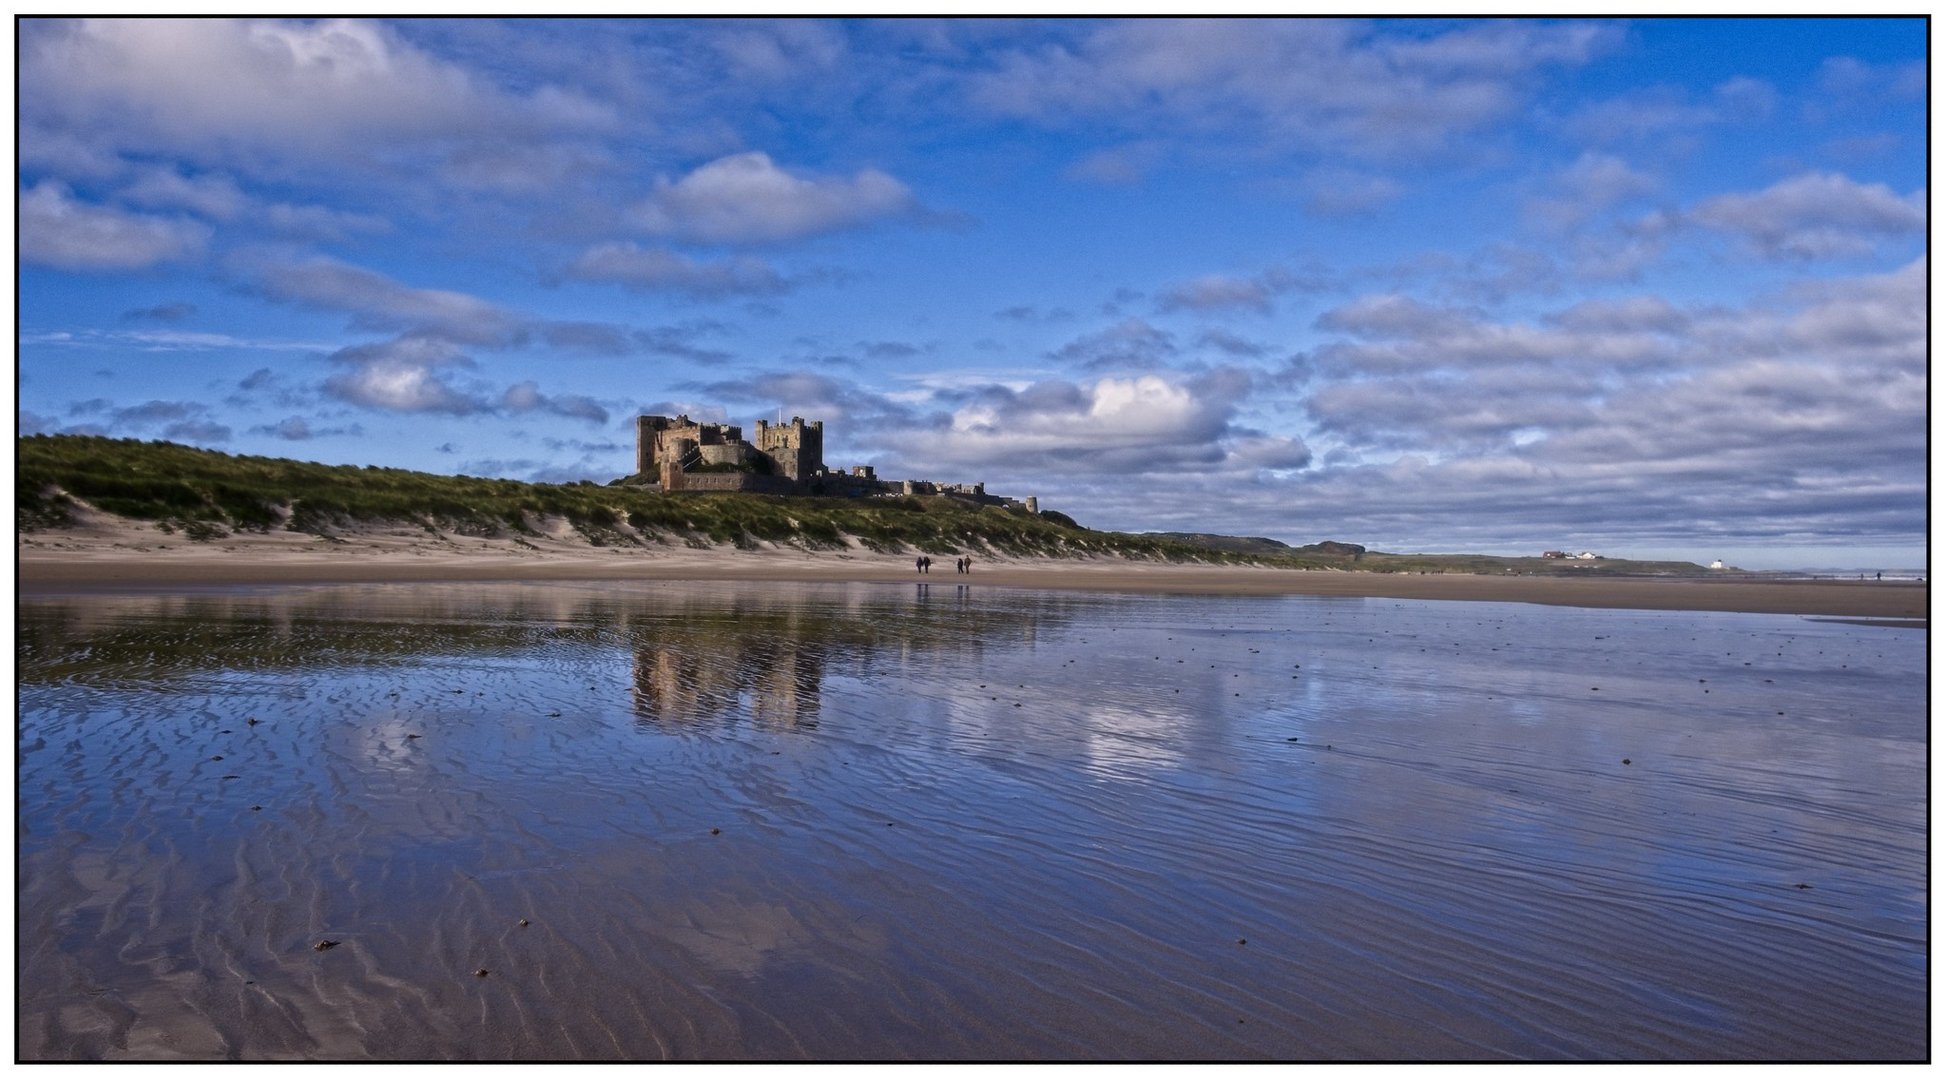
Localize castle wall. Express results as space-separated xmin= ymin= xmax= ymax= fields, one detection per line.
xmin=807 ymin=472 xmax=883 ymax=498
xmin=698 ymin=442 xmax=752 ymax=468
xmin=663 ymin=472 xmax=800 ymax=495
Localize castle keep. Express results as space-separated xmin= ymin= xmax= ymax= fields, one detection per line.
xmin=627 ymin=411 xmax=1033 ymax=511
xmin=635 ymin=414 xmax=823 ymax=486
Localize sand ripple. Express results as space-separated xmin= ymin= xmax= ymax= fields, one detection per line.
xmin=18 ymin=583 xmax=1927 ymax=1060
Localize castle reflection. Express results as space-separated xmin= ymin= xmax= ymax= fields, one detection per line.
xmin=630 ymin=626 xmax=827 ymax=726
xmin=17 ymin=580 xmax=1098 ymax=732
xmin=625 ymin=583 xmax=1065 ymax=729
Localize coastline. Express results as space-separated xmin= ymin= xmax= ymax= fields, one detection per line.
xmin=16 ymin=521 xmax=1926 ymax=620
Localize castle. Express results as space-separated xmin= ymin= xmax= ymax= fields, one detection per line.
xmin=626 ymin=411 xmax=1038 ymax=513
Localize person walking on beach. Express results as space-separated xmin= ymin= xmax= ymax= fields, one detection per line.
xmin=921 ymin=556 xmax=931 ymax=574
xmin=964 ymin=556 xmax=973 ymax=574
xmin=916 ymin=556 xmax=924 ymax=574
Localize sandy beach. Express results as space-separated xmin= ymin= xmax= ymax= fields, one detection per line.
xmin=17 ymin=516 xmax=1925 ymax=620
xmin=19 ymin=578 xmax=1928 ymax=1059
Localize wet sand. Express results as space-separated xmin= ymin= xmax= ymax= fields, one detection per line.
xmin=17 ymin=582 xmax=1928 ymax=1060
xmin=16 ymin=518 xmax=1925 ymax=619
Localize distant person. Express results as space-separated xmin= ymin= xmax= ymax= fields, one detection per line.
xmin=964 ymin=556 xmax=973 ymax=574
xmin=915 ymin=556 xmax=924 ymax=574
xmin=921 ymin=556 xmax=931 ymax=574
xmin=1876 ymin=572 xmax=1882 ymax=581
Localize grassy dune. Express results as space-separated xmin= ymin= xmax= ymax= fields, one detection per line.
xmin=16 ymin=436 xmax=1280 ymax=563
xmin=17 ymin=435 xmax=1712 ymax=576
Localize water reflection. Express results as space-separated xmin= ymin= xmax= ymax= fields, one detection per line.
xmin=626 ymin=603 xmax=833 ymax=727
xmin=18 ymin=581 xmax=1104 ymax=725
xmin=16 ymin=582 xmax=1929 ymax=1061
xmin=618 ymin=583 xmax=1069 ymax=727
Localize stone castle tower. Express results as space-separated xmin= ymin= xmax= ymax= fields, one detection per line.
xmin=636 ymin=415 xmax=747 ymax=476
xmin=752 ymin=417 xmax=824 ymax=482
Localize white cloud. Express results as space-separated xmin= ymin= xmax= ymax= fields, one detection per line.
xmin=1524 ymin=152 xmax=1658 ymax=232
xmin=1196 ymin=329 xmax=1273 ymax=358
xmin=1237 ymin=259 xmax=1927 ymax=551
xmin=697 ymin=371 xmax=900 ymax=427
xmin=20 ymin=18 xmax=613 ymax=164
xmin=18 ymin=123 xmax=125 ymax=178
xmin=501 ymin=381 xmax=609 ymax=424
xmin=1157 ymin=274 xmax=1274 ymax=314
xmin=1223 ymin=434 xmax=1312 ymax=470
xmin=1308 ymin=375 xmax=1597 ymax=450
xmin=259 ymin=202 xmax=392 ymax=241
xmin=245 ymin=255 xmax=652 ymax=357
xmin=1064 ymin=142 xmax=1166 ymax=186
xmin=1564 ymin=87 xmax=1722 ymax=145
xmin=162 ymin=419 xmax=233 ymax=443
xmin=117 ymin=165 xmax=391 ymax=241
xmin=121 ymin=302 xmax=197 ymax=323
xmin=1546 ymin=295 xmax=1689 ymax=334
xmin=249 ymin=255 xmax=524 ymax=345
xmin=120 ymin=166 xmax=248 ymax=219
xmin=1314 ymin=294 xmax=1479 ymax=341
xmin=249 ymin=416 xmax=362 ymax=441
xmin=1300 ymin=168 xmax=1405 ymax=216
xmin=1816 ymin=56 xmax=1925 ymax=100
xmin=440 ymin=140 xmax=614 ymax=196
xmin=968 ymin=19 xmax=1616 ymax=161
xmin=19 ymin=181 xmax=210 ymax=271
xmin=1777 ymin=258 xmax=1924 ymax=363
xmin=899 ymin=372 xmax=1249 ymax=474
xmin=23 ymin=327 xmax=334 ymax=353
xmin=263 ymin=416 xmax=313 ymax=440
xmin=1713 ymin=76 xmax=1776 ymax=120
xmin=713 ymin=21 xmax=848 ymax=82
xmin=564 ymin=242 xmax=790 ymax=297
xmin=283 ymin=330 xmax=616 ymax=422
xmin=1048 ymin=319 xmax=1178 ymax=370
xmin=323 ymin=336 xmax=485 ymax=415
xmin=71 ymin=399 xmax=235 ymax=444
xmin=631 ymin=152 xmax=918 ymax=246
xmin=1690 ymin=172 xmax=1925 ymax=260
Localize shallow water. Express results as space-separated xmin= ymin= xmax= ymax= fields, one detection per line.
xmin=17 ymin=581 xmax=1927 ymax=1060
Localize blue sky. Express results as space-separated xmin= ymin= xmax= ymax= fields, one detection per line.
xmin=16 ymin=17 xmax=1929 ymax=569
